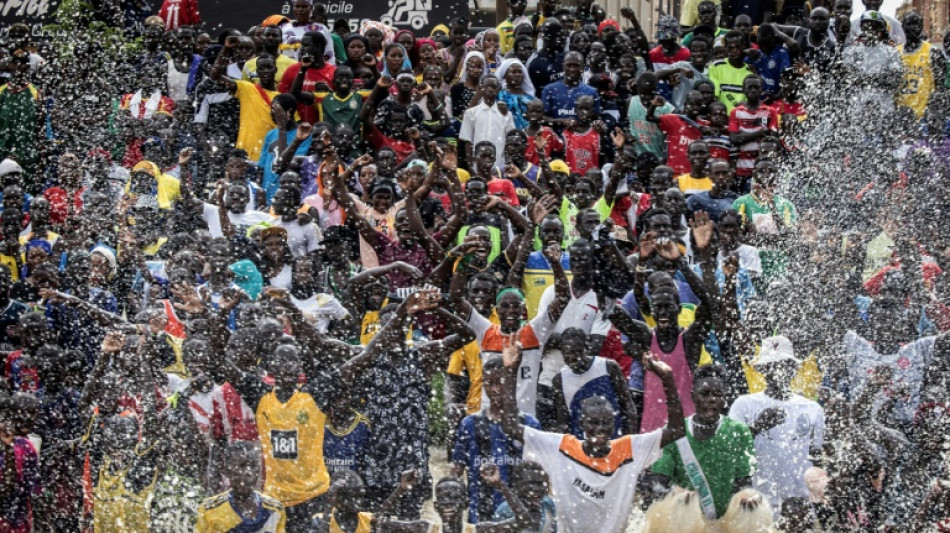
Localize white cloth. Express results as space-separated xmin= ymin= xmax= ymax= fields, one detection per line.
xmin=166 ymin=57 xmax=190 ymax=102
xmin=268 ymin=264 xmax=293 ymax=289
xmin=728 ymin=392 xmax=825 ymax=511
xmin=279 ymin=21 xmax=336 ymax=64
xmin=201 ymin=203 xmax=273 ymax=238
xmin=275 ymin=218 xmax=322 ymax=258
xmin=290 ymin=293 xmax=348 ymax=332
xmin=523 ymin=426 xmax=664 ymax=533
xmin=458 ymin=101 xmax=515 ymax=169
xmin=841 ymin=42 xmax=903 ymax=112
xmin=718 ymin=244 xmax=762 ymax=275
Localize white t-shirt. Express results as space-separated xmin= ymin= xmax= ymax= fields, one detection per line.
xmin=718 ymin=244 xmax=762 ymax=275
xmin=268 ymin=264 xmax=293 ymax=289
xmin=523 ymin=426 xmax=663 ymax=533
xmin=468 ymin=308 xmax=555 ymax=416
xmin=201 ymin=203 xmax=273 ymax=239
xmin=728 ymin=392 xmax=825 ymax=510
xmin=275 ymin=218 xmax=322 ymax=258
xmin=537 ymin=285 xmax=612 ymax=337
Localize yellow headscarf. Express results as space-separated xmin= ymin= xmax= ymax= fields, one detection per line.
xmin=431 ymin=24 xmax=450 ymax=37
xmin=126 ymin=161 xmax=181 ymax=210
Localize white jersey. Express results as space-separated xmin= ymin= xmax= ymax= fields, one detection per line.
xmin=523 ymin=426 xmax=663 ymax=533
xmin=728 ymin=392 xmax=825 ymax=511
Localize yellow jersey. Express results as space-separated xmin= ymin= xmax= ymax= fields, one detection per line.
xmin=313 ymin=510 xmax=374 ymax=533
xmin=93 ymin=451 xmax=159 ymax=533
xmin=898 ymin=41 xmax=936 ymax=118
xmin=234 ymin=80 xmax=279 ymax=162
xmin=447 ymin=308 xmax=501 ymax=414
xmin=742 ymin=346 xmax=823 ymax=400
xmin=257 ymin=390 xmax=330 ymax=506
xmin=675 ymin=173 xmax=714 ymax=196
xmin=195 ymin=491 xmax=286 ymax=532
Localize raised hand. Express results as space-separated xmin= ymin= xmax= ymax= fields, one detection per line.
xmin=178 ymin=147 xmax=194 ymax=166
xmin=643 ymin=352 xmax=673 ymax=381
xmin=542 ymin=243 xmax=562 ymax=265
xmin=405 ymin=288 xmax=441 ymax=315
xmin=638 ymin=231 xmax=657 ymax=259
xmin=399 ymin=469 xmax=419 ymax=492
xmin=296 ymin=122 xmax=313 ymax=141
xmin=480 ymin=463 xmax=503 ymax=488
xmin=170 ymin=282 xmax=206 ymax=314
xmin=102 ymin=331 xmax=126 ymax=353
xmin=655 ymin=239 xmax=682 ymax=261
xmin=610 ymin=127 xmax=626 ymax=149
xmin=501 ymin=332 xmax=522 ymax=368
xmin=530 ymin=194 xmax=558 ymax=225
xmin=689 ymin=211 xmax=715 ymax=250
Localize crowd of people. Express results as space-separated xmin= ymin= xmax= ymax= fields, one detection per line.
xmin=1 ymin=0 xmax=950 ymax=530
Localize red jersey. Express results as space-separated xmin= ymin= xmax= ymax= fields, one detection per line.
xmin=525 ymin=127 xmax=563 ymax=165
xmin=648 ymin=45 xmax=691 ymax=70
xmin=608 ymin=194 xmax=634 ymax=228
xmin=278 ymin=62 xmax=336 ymax=123
xmin=211 ymin=382 xmax=259 ymax=442
xmin=657 ymin=114 xmax=708 ymax=174
xmin=43 ymin=186 xmax=84 ymax=226
xmin=728 ymin=103 xmax=778 ymax=177
xmin=366 ymin=125 xmax=414 ymax=163
xmin=158 ymin=0 xmax=201 ymax=30
xmin=564 ymin=127 xmax=601 ymax=175
xmin=487 ymin=178 xmax=520 ymax=206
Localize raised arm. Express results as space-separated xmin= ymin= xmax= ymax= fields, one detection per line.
xmin=209 ymin=38 xmax=238 ymax=92
xmin=416 ymin=306 xmax=477 ymax=379
xmin=274 ymin=122 xmax=313 ymax=175
xmin=404 ymin=179 xmax=446 ymax=266
xmin=475 ymin=465 xmax=538 ymax=533
xmin=647 ymin=355 xmax=687 ymax=447
xmin=497 ymin=334 xmax=529 ymax=440
xmin=608 ymin=305 xmax=654 ymax=360
xmin=654 ymin=240 xmax=714 ymax=370
xmin=542 ymin=244 xmax=571 ymax=323
xmin=436 ymin=162 xmax=469 ymax=247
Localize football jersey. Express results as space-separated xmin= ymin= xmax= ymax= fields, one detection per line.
xmin=523 ymin=426 xmax=664 ymax=533
xmin=559 ymin=357 xmax=622 ymax=439
xmin=728 ymin=104 xmax=778 ymax=178
xmin=898 ymin=41 xmax=936 ymax=118
xmin=564 ymin=127 xmax=600 ymax=175
xmin=467 ymin=309 xmax=555 ymax=416
xmin=257 ymin=391 xmax=330 ymax=506
xmin=195 ymin=491 xmax=286 ymax=532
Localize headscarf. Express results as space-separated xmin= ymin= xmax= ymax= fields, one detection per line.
xmin=430 ymin=24 xmax=450 ymax=37
xmin=598 ymin=19 xmax=621 ymax=36
xmin=91 ymin=245 xmax=117 ymax=280
xmin=394 ymin=29 xmax=415 ymax=47
xmin=127 ymin=161 xmax=181 ymax=210
xmin=380 ymin=43 xmax=413 ymax=77
xmin=459 ymin=51 xmax=487 ymax=83
xmin=359 ymin=20 xmax=395 ymax=47
xmin=496 ymin=57 xmax=535 ymax=96
xmin=229 ymin=259 xmax=263 ymax=300
xmin=412 ymin=37 xmax=436 ymax=66
xmin=343 ymin=34 xmax=371 ymax=68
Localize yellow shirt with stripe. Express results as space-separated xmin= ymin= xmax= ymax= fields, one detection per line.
xmin=195 ymin=491 xmax=287 ymax=532
xmin=675 ymin=173 xmax=714 ymax=196
xmin=242 ymin=55 xmax=297 ymax=85
xmin=234 ymin=80 xmax=279 ymax=162
xmin=447 ymin=308 xmax=501 ymax=414
xmin=898 ymin=41 xmax=936 ymax=119
xmin=257 ymin=390 xmax=330 ymax=506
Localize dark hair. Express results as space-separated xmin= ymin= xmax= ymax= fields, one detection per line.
xmin=474 ymin=141 xmax=497 ymax=155
xmin=693 ymin=364 xmax=725 ymax=383
xmin=304 ymin=30 xmax=327 ymax=51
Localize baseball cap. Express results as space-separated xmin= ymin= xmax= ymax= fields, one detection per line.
xmin=549 ymin=159 xmax=570 ymax=174
xmin=753 ymin=335 xmax=801 ymax=367
xmin=656 ymin=15 xmax=680 ymax=40
xmin=860 ymin=10 xmax=888 ymax=28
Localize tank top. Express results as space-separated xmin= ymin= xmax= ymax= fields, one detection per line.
xmin=559 ymin=357 xmax=622 ymax=439
xmin=94 ymin=453 xmax=159 ymax=533
xmin=898 ymin=41 xmax=935 ymax=118
xmin=640 ymin=332 xmax=696 ymax=433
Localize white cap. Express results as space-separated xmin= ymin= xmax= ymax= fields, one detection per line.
xmin=0 ymin=158 xmax=23 ymax=178
xmin=753 ymin=335 xmax=800 ymax=367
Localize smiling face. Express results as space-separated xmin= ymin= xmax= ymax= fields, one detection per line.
xmin=563 ymin=52 xmax=584 ymax=84
xmin=434 ymin=480 xmax=467 ymax=522
xmin=579 ymin=400 xmax=615 ymax=445
xmin=496 ymin=292 xmax=525 ymax=332
xmin=692 ymin=376 xmax=725 ymax=422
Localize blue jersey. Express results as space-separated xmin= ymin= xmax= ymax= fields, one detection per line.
xmin=259 ymin=128 xmax=312 ymax=203
xmin=541 ymin=82 xmax=600 ymax=123
xmin=452 ymin=412 xmax=541 ymax=523
xmin=323 ymin=411 xmax=371 ymax=478
xmin=559 ymin=357 xmax=622 ymax=439
xmin=749 ymin=46 xmax=791 ymax=95
xmin=527 ymin=52 xmax=565 ymax=97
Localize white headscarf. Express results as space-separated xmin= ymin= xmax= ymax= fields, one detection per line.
xmin=496 ymin=58 xmax=535 ymax=97
xmin=458 ymin=51 xmax=487 ymax=83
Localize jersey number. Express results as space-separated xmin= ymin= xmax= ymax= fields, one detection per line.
xmin=271 ymin=429 xmax=299 ymax=459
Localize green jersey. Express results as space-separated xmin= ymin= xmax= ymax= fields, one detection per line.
xmin=651 ymin=416 xmax=757 ymax=518
xmin=708 ymin=59 xmax=753 ymax=113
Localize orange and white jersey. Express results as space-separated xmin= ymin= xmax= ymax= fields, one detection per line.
xmin=467 ymin=309 xmax=555 ymax=417
xmin=522 ymin=426 xmax=664 ymax=533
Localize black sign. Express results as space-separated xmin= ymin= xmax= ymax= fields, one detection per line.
xmin=0 ymin=0 xmax=468 ymax=39
xmin=198 ymin=0 xmax=467 ymax=34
